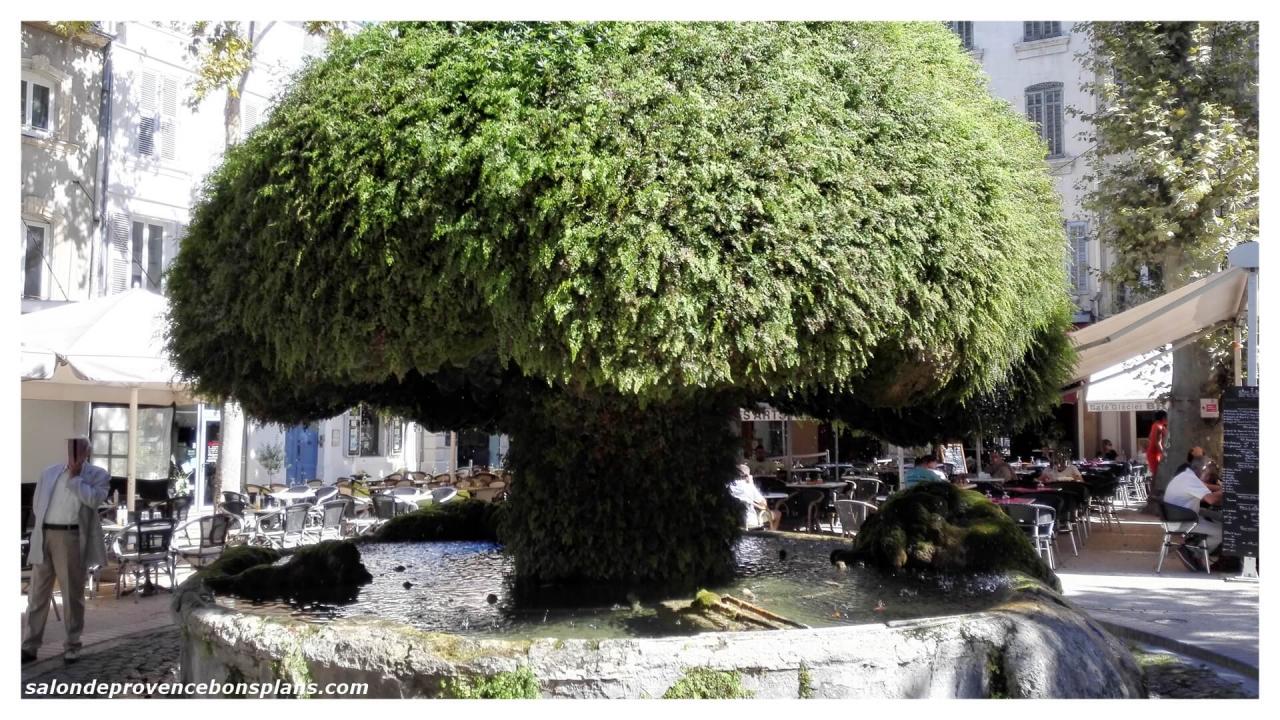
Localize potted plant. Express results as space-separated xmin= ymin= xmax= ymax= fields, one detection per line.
xmin=257 ymin=441 xmax=285 ymax=486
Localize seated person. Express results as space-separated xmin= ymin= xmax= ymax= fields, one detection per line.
xmin=1163 ymin=461 xmax=1224 ymax=570
xmin=745 ymin=444 xmax=779 ymax=478
xmin=1186 ymin=446 xmax=1208 ymax=475
xmin=1040 ymin=456 xmax=1083 ymax=483
xmin=1100 ymin=439 xmax=1119 ymax=461
xmin=983 ymin=450 xmax=1015 ymax=482
xmin=902 ymin=455 xmax=947 ymax=490
xmin=729 ymin=464 xmax=780 ymax=530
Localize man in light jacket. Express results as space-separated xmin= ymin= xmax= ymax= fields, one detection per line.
xmin=23 ymin=437 xmax=110 ymax=664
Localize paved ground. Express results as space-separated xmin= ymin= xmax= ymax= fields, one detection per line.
xmin=16 ymin=506 xmax=1259 ymax=699
xmin=1051 ymin=506 xmax=1260 ymax=673
xmin=20 ymin=629 xmax=182 ymax=698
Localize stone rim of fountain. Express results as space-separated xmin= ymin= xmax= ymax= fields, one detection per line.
xmin=171 ymin=558 xmax=1147 ymax=699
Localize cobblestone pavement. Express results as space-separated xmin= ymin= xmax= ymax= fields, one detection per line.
xmin=20 ymin=628 xmax=183 ymax=698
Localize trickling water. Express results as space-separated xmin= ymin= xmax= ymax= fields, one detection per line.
xmin=217 ymin=536 xmax=1013 ymax=640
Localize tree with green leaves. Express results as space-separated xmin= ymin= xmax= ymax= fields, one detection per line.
xmin=1076 ymin=22 xmax=1257 ymax=483
xmin=171 ymin=20 xmax=344 ymax=506
xmin=166 ymin=21 xmax=1075 ymax=594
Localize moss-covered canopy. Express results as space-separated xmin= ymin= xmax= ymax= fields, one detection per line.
xmin=167 ymin=21 xmax=1073 ymax=434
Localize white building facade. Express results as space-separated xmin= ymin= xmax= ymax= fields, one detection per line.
xmin=21 ymin=21 xmax=503 ymax=513
xmin=955 ymin=21 xmax=1153 ymax=459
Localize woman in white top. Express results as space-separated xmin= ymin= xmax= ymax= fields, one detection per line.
xmin=728 ymin=464 xmax=780 ymax=530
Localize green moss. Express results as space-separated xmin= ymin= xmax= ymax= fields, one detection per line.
xmin=206 ymin=540 xmax=373 ymax=603
xmin=831 ymin=484 xmax=1059 ymax=591
xmin=662 ymin=667 xmax=754 ymax=699
xmin=376 ymin=499 xmax=503 ymax=542
xmin=986 ymin=646 xmax=1009 ymax=699
xmin=439 ymin=667 xmax=540 ymax=699
xmin=552 ymin=638 xmax=566 ymax=651
xmin=691 ymin=589 xmax=722 ymax=611
xmin=200 ymin=545 xmax=279 ymax=584
xmin=798 ymin=662 xmax=813 ymax=699
xmin=276 ymin=646 xmax=313 ymax=698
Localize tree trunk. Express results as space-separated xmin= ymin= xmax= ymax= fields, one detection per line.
xmin=500 ymin=387 xmax=743 ymax=602
xmin=1157 ymin=253 xmax=1223 ymax=491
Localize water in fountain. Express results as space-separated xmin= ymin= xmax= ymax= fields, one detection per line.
xmin=216 ymin=535 xmax=1014 ymax=640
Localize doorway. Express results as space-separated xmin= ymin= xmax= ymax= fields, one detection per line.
xmin=285 ymin=424 xmax=320 ymax=483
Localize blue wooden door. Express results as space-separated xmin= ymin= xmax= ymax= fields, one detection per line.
xmin=285 ymin=425 xmax=319 ymax=483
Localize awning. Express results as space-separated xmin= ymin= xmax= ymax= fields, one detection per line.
xmin=1067 ymin=266 xmax=1249 ymax=386
xmin=1084 ymin=349 xmax=1171 ymax=412
xmin=739 ymin=405 xmax=810 ymax=422
xmin=20 ymin=288 xmax=196 ymax=403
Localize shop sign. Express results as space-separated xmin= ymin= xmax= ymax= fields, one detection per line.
xmin=1200 ymin=398 xmax=1220 ymax=418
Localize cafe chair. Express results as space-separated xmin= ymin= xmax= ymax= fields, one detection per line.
xmin=112 ymin=521 xmax=176 ymax=599
xmin=317 ymin=501 xmax=349 ymax=541
xmin=1155 ymin=502 xmax=1211 ymax=575
xmin=835 ymin=499 xmax=877 ymax=538
xmin=1004 ymin=503 xmax=1057 ymax=570
xmin=170 ymin=514 xmax=232 ymax=570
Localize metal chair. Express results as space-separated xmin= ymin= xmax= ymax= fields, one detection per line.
xmin=1156 ymin=502 xmax=1211 ymax=574
xmin=313 ymin=485 xmax=339 ymax=504
xmin=113 ymin=521 xmax=176 ymax=599
xmin=1021 ymin=492 xmax=1077 ymax=558
xmin=171 ymin=514 xmax=232 ymax=570
xmin=430 ymin=486 xmax=459 ymax=505
xmin=1003 ymin=503 xmax=1057 ymax=569
xmin=318 ymin=500 xmax=349 ymax=541
xmin=306 ymin=479 xmax=324 ymax=489
xmin=834 ymin=499 xmax=877 ymax=537
xmin=260 ymin=504 xmax=314 ymax=549
xmin=222 ymin=491 xmax=250 ymax=507
xmin=371 ymin=493 xmax=401 ymax=522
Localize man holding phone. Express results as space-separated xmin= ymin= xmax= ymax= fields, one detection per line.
xmin=22 ymin=437 xmax=111 ymax=664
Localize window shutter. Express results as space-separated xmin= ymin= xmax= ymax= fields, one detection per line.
xmin=1067 ymin=223 xmax=1089 ymax=295
xmin=160 ymin=74 xmax=178 ymax=160
xmin=242 ymin=101 xmax=260 ymax=136
xmin=138 ymin=71 xmax=158 ymax=157
xmin=109 ymin=214 xmax=130 ymax=294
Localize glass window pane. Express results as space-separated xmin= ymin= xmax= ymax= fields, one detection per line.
xmin=110 ymin=459 xmax=127 ymax=478
xmin=112 ymin=431 xmax=130 ymax=456
xmin=21 ymin=80 xmax=27 ymax=123
xmin=92 ymin=432 xmax=112 ymax=456
xmin=147 ymin=224 xmax=164 ymax=290
xmin=24 ymin=225 xmax=44 ymax=298
xmin=30 ymin=83 xmax=49 ymax=130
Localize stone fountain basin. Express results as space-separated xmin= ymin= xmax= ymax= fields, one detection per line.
xmin=171 ymin=572 xmax=1145 ymax=698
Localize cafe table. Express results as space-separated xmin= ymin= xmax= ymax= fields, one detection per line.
xmin=761 ymin=491 xmax=790 ymax=511
xmin=270 ymin=487 xmax=315 ymax=505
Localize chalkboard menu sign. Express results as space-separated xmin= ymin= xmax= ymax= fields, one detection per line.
xmin=1220 ymin=385 xmax=1259 ymax=558
xmin=941 ymin=444 xmax=967 ymax=474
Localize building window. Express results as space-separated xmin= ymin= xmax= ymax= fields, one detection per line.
xmin=130 ymin=220 xmax=165 ymax=292
xmin=391 ymin=421 xmax=404 ymax=455
xmin=347 ymin=404 xmax=381 ymax=457
xmin=22 ymin=220 xmax=49 ymax=299
xmin=1025 ymin=82 xmax=1065 ymax=158
xmin=20 ymin=74 xmax=53 ymax=135
xmin=90 ymin=404 xmax=174 ymax=480
xmin=1066 ymin=221 xmax=1089 ymax=295
xmin=137 ymin=70 xmax=178 ymax=160
xmin=946 ymin=22 xmax=974 ymax=50
xmin=1023 ymin=22 xmax=1063 ymax=42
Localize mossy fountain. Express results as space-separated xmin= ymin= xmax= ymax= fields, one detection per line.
xmin=173 ymin=489 xmax=1145 ymax=698
xmin=165 ymin=21 xmax=1138 ymax=699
